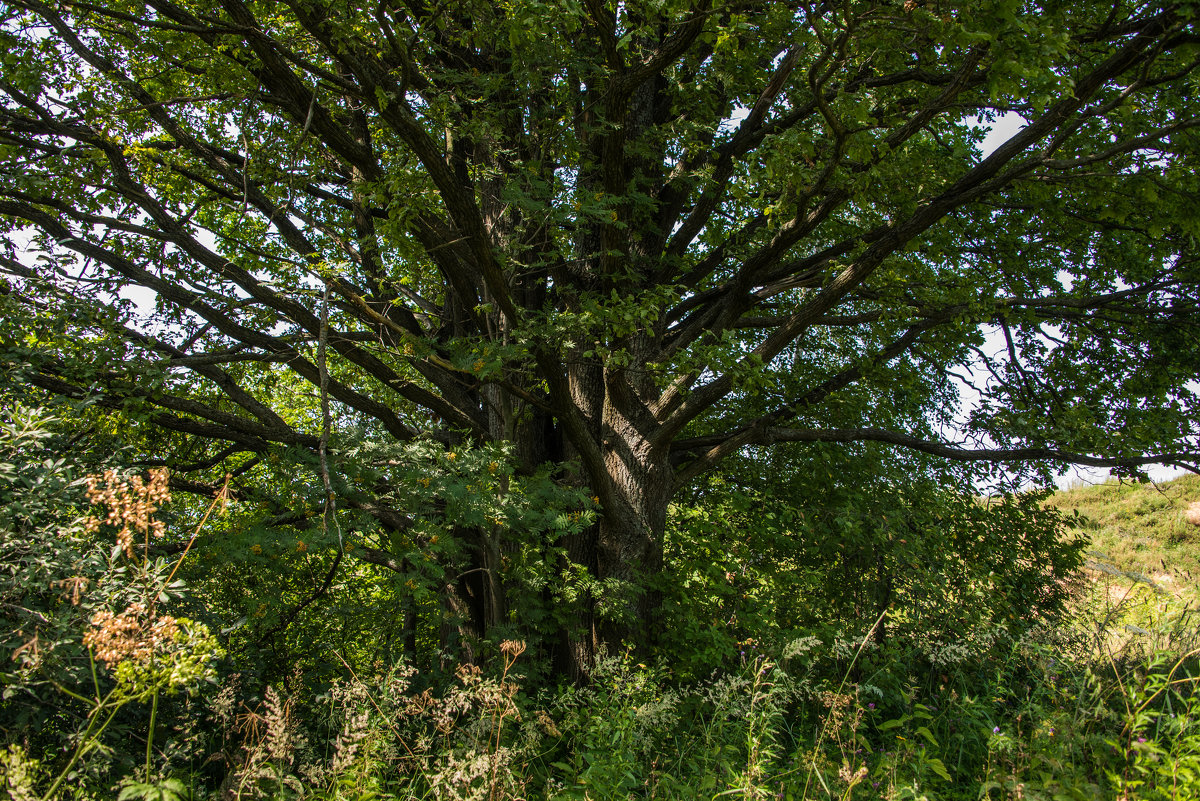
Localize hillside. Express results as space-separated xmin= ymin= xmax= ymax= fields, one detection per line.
xmin=1046 ymin=473 xmax=1200 ymax=584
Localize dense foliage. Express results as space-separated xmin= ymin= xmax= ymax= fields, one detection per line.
xmin=2 ymin=0 xmax=1200 ymax=795
xmin=1 ymin=0 xmax=1198 ymax=680
xmin=2 ymin=418 xmax=1200 ymax=799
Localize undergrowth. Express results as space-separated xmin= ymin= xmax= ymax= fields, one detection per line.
xmin=8 ymin=592 xmax=1198 ymax=800
xmin=4 ymin=410 xmax=1200 ymax=800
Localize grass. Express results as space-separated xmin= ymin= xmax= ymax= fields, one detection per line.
xmin=1046 ymin=473 xmax=1200 ymax=583
xmin=1046 ymin=473 xmax=1200 ymax=663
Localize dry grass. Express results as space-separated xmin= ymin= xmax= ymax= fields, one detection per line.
xmin=1045 ymin=473 xmax=1200 ymax=582
xmin=1045 ymin=473 xmax=1200 ymax=660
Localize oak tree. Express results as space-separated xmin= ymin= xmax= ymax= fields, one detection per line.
xmin=2 ymin=0 xmax=1198 ymax=677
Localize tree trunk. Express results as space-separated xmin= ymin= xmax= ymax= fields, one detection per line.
xmin=596 ymin=443 xmax=672 ymax=653
xmin=594 ymin=351 xmax=675 ymax=654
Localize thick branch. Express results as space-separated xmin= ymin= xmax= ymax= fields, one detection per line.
xmin=673 ymin=426 xmax=1200 ymax=475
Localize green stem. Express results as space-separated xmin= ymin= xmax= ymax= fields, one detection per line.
xmin=48 ymin=679 xmax=97 ymax=707
xmin=42 ymin=696 xmax=125 ymax=801
xmin=145 ymin=686 xmax=159 ymax=782
xmin=88 ymin=647 xmax=101 ymax=703
xmin=800 ymin=607 xmax=888 ymax=801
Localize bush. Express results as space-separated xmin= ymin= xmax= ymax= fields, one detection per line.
xmin=661 ymin=468 xmax=1084 ymax=680
xmin=1 ymin=408 xmax=222 ymax=798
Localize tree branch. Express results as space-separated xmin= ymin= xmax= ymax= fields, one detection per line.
xmin=674 ymin=425 xmax=1200 ymax=475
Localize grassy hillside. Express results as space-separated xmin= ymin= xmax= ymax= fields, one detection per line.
xmin=1046 ymin=472 xmax=1200 ymax=583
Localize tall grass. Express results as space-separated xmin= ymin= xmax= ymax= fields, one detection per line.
xmin=158 ymin=583 xmax=1194 ymax=801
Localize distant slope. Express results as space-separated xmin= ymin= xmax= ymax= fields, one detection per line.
xmin=1045 ymin=473 xmax=1200 ymax=582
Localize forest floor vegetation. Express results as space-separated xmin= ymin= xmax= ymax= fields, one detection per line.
xmin=3 ymin=413 xmax=1200 ymax=801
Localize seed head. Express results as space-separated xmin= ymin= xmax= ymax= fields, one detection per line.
xmin=499 ymin=639 xmax=526 ymax=658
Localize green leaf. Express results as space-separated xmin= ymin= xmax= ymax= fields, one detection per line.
xmin=925 ymin=757 xmax=952 ymax=782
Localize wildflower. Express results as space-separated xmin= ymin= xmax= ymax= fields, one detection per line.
xmin=55 ymin=576 xmax=88 ymax=605
xmin=535 ymin=709 xmax=561 ymax=737
xmin=837 ymin=764 xmax=868 ymax=783
xmin=993 ymin=726 xmax=1001 ymax=734
xmin=83 ymin=603 xmax=179 ymax=668
xmin=868 ymin=702 xmax=875 ymax=709
xmin=84 ymin=468 xmax=171 ymax=557
xmin=331 ymin=709 xmax=370 ymax=775
xmin=499 ymin=639 xmax=526 ymax=658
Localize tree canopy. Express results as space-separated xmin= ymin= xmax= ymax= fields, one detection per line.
xmin=1 ymin=0 xmax=1198 ymax=678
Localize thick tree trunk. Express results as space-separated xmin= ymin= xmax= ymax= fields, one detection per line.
xmin=552 ymin=437 xmax=673 ymax=677
xmin=593 ymin=339 xmax=676 ymax=654
xmin=596 ymin=408 xmax=672 ymax=652
xmin=554 ymin=360 xmax=604 ymax=682
xmin=548 ymin=345 xmax=678 ymax=678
